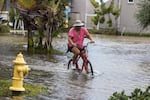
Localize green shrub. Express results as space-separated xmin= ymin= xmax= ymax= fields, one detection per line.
xmin=109 ymin=91 xmax=128 ymax=100
xmin=88 ymin=28 xmax=116 ymax=35
xmin=109 ymin=86 xmax=150 ymax=100
xmin=122 ymin=32 xmax=150 ymax=37
xmin=0 ymin=25 xmax=10 ymax=33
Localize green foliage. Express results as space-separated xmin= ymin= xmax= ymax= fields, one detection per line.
xmin=109 ymin=86 xmax=150 ymax=100
xmin=112 ymin=9 xmax=121 ymax=19
xmin=100 ymin=3 xmax=107 ymax=15
xmin=90 ymin=0 xmax=120 ymax=29
xmin=18 ymin=0 xmax=37 ymax=10
xmin=0 ymin=80 xmax=47 ymax=97
xmin=9 ymin=8 xmax=21 ymax=27
xmin=0 ymin=80 xmax=11 ymax=96
xmin=107 ymin=19 xmax=112 ymax=27
xmin=52 ymin=30 xmax=60 ymax=37
xmin=90 ymin=0 xmax=99 ymax=8
xmin=107 ymin=0 xmax=114 ymax=13
xmin=0 ymin=17 xmax=10 ymax=33
xmin=129 ymin=87 xmax=150 ymax=100
xmin=109 ymin=91 xmax=129 ymax=100
xmin=122 ymin=32 xmax=150 ymax=37
xmin=0 ymin=25 xmax=10 ymax=33
xmin=28 ymin=38 xmax=33 ymax=47
xmin=7 ymin=0 xmax=71 ymax=53
xmin=15 ymin=0 xmax=71 ymax=53
xmin=136 ymin=0 xmax=150 ymax=29
xmin=99 ymin=16 xmax=105 ymax=23
xmin=88 ymin=28 xmax=116 ymax=35
xmin=92 ymin=15 xmax=99 ymax=25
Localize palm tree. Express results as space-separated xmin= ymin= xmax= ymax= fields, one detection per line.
xmin=40 ymin=0 xmax=61 ymax=51
xmin=35 ymin=0 xmax=69 ymax=51
xmin=136 ymin=0 xmax=150 ymax=29
xmin=15 ymin=0 xmax=37 ymax=52
xmin=14 ymin=0 xmax=71 ymax=53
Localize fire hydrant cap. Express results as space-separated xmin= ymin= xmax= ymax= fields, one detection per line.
xmin=13 ymin=52 xmax=26 ymax=64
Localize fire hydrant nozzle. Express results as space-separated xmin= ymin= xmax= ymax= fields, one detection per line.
xmin=9 ymin=52 xmax=30 ymax=92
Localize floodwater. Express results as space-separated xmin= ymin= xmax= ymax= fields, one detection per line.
xmin=0 ymin=33 xmax=150 ymax=100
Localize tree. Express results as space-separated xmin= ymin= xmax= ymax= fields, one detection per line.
xmin=90 ymin=0 xmax=120 ymax=34
xmin=35 ymin=0 xmax=70 ymax=51
xmin=40 ymin=0 xmax=61 ymax=50
xmin=0 ymin=0 xmax=10 ymax=33
xmin=136 ymin=0 xmax=150 ymax=29
xmin=15 ymin=0 xmax=38 ymax=52
xmin=14 ymin=0 xmax=71 ymax=53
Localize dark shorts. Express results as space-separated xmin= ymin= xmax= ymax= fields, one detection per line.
xmin=67 ymin=45 xmax=84 ymax=53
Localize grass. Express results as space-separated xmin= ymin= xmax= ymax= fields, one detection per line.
xmin=0 ymin=80 xmax=48 ymax=97
xmin=122 ymin=32 xmax=150 ymax=37
xmin=0 ymin=25 xmax=10 ymax=33
xmin=89 ymin=29 xmax=150 ymax=37
xmin=0 ymin=80 xmax=11 ymax=96
xmin=24 ymin=83 xmax=47 ymax=96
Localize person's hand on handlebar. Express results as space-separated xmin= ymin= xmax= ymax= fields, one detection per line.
xmin=90 ymin=40 xmax=95 ymax=43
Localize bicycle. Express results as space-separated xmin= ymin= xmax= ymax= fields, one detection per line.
xmin=67 ymin=42 xmax=94 ymax=75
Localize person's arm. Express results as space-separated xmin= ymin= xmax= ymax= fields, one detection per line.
xmin=68 ymin=28 xmax=77 ymax=47
xmin=68 ymin=36 xmax=77 ymax=47
xmin=86 ymin=32 xmax=95 ymax=43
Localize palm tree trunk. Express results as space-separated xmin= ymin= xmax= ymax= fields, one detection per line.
xmin=45 ymin=24 xmax=52 ymax=51
xmin=38 ymin=29 xmax=43 ymax=47
xmin=27 ymin=27 xmax=33 ymax=51
xmin=27 ymin=19 xmax=34 ymax=52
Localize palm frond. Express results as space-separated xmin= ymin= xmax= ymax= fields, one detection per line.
xmin=135 ymin=0 xmax=150 ymax=29
xmin=17 ymin=0 xmax=37 ymax=10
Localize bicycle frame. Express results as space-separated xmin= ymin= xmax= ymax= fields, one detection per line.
xmin=74 ymin=42 xmax=89 ymax=62
xmin=67 ymin=42 xmax=94 ymax=75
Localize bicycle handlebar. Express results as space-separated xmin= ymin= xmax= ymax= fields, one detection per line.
xmin=83 ymin=41 xmax=95 ymax=49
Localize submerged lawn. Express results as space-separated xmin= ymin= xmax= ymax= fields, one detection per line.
xmin=0 ymin=80 xmax=47 ymax=97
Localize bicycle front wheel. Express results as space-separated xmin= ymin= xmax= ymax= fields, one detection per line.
xmin=87 ymin=60 xmax=94 ymax=75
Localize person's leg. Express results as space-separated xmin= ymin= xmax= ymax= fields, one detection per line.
xmin=80 ymin=50 xmax=88 ymax=73
xmin=71 ymin=46 xmax=80 ymax=65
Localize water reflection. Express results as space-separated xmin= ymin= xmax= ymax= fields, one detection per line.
xmin=12 ymin=96 xmax=23 ymax=100
xmin=66 ymin=72 xmax=90 ymax=100
xmin=11 ymin=92 xmax=23 ymax=100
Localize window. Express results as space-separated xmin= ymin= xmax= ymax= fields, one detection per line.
xmin=128 ymin=0 xmax=134 ymax=3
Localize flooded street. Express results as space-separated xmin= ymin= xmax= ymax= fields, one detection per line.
xmin=0 ymin=34 xmax=150 ymax=100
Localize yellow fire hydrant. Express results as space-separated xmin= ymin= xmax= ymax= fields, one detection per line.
xmin=9 ymin=52 xmax=30 ymax=91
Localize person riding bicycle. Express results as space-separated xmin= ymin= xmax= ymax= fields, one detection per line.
xmin=67 ymin=20 xmax=95 ymax=72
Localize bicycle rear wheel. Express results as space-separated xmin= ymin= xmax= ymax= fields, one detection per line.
xmin=87 ymin=60 xmax=94 ymax=75
xmin=67 ymin=59 xmax=73 ymax=70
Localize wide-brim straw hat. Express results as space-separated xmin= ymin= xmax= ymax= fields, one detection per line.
xmin=73 ymin=20 xmax=84 ymax=27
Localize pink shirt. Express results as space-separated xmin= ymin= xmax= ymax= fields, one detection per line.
xmin=68 ymin=27 xmax=88 ymax=49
